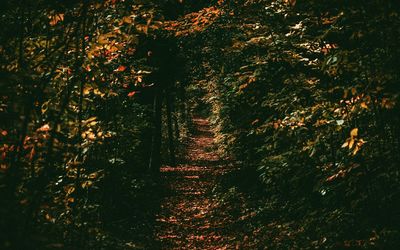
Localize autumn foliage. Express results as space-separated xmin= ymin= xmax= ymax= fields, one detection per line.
xmin=1 ymin=0 xmax=400 ymax=249
xmin=174 ymin=0 xmax=400 ymax=248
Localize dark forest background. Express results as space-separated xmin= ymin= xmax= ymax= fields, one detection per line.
xmin=1 ymin=0 xmax=399 ymax=249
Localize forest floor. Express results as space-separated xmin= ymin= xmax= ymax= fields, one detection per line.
xmin=155 ymin=117 xmax=240 ymax=249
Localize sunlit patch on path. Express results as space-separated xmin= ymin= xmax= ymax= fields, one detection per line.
xmin=156 ymin=118 xmax=235 ymax=249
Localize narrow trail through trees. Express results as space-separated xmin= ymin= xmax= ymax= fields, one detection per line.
xmin=155 ymin=117 xmax=236 ymax=249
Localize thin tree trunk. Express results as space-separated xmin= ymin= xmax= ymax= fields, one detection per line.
xmin=166 ymin=90 xmax=176 ymax=167
xmin=149 ymin=87 xmax=163 ymax=174
xmin=178 ymin=81 xmax=189 ymax=128
xmin=172 ymin=99 xmax=180 ymax=141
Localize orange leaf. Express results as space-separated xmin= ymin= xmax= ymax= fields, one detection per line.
xmin=122 ymin=16 xmax=133 ymax=24
xmin=238 ymin=83 xmax=248 ymax=91
xmin=284 ymin=0 xmax=296 ymax=6
xmin=28 ymin=147 xmax=35 ymax=161
xmin=360 ymin=102 xmax=368 ymax=109
xmin=116 ymin=65 xmax=126 ymax=72
xmin=49 ymin=13 xmax=64 ymax=26
xmin=127 ymin=91 xmax=136 ymax=97
xmin=326 ymin=174 xmax=337 ymax=182
xmin=37 ymin=124 xmax=50 ymax=132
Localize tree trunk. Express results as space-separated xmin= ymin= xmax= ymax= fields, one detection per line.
xmin=149 ymin=87 xmax=163 ymax=173
xmin=166 ymin=90 xmax=176 ymax=167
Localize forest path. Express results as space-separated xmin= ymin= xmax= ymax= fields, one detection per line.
xmin=155 ymin=117 xmax=237 ymax=249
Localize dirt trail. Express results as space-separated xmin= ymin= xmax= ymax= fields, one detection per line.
xmin=155 ymin=117 xmax=236 ymax=249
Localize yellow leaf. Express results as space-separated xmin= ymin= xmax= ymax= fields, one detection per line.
xmin=122 ymin=16 xmax=133 ymax=24
xmin=98 ymin=35 xmax=109 ymax=44
xmin=350 ymin=128 xmax=358 ymax=138
xmin=352 ymin=145 xmax=360 ymax=155
xmin=348 ymin=138 xmax=355 ymax=149
xmin=83 ymin=117 xmax=97 ymax=124
xmin=83 ymin=87 xmax=92 ymax=95
xmin=93 ymin=89 xmax=105 ymax=97
xmin=66 ymin=186 xmax=75 ymax=195
xmin=341 ymin=141 xmax=349 ymax=148
xmin=358 ymin=138 xmax=366 ymax=145
xmin=89 ymin=172 xmax=98 ymax=179
xmin=82 ymin=180 xmax=93 ymax=189
xmin=41 ymin=101 xmax=50 ymax=114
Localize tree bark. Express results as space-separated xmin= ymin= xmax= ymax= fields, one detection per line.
xmin=166 ymin=90 xmax=176 ymax=167
xmin=149 ymin=86 xmax=163 ymax=173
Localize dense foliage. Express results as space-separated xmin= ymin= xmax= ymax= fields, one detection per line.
xmin=1 ymin=0 xmax=399 ymax=249
xmin=175 ymin=0 xmax=400 ymax=248
xmin=0 ymin=0 xmax=189 ymax=248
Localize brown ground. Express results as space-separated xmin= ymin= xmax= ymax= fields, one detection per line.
xmin=155 ymin=117 xmax=238 ymax=250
